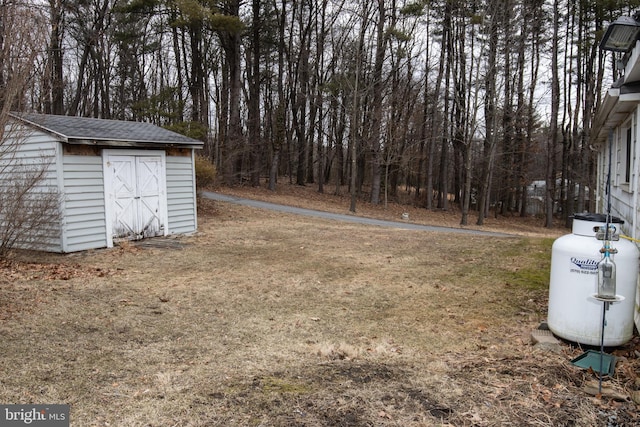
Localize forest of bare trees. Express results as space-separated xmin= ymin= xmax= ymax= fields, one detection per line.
xmin=2 ymin=0 xmax=639 ymax=226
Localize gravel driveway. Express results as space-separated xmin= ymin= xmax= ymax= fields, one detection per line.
xmin=201 ymin=191 xmax=513 ymax=237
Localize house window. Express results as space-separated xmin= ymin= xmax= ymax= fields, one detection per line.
xmin=625 ymin=127 xmax=632 ymax=183
xmin=619 ymin=124 xmax=634 ymax=188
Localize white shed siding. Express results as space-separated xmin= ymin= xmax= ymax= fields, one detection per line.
xmin=166 ymin=152 xmax=197 ymax=234
xmin=0 ymin=127 xmax=58 ymax=178
xmin=0 ymin=125 xmax=63 ymax=252
xmin=3 ymin=116 xmax=201 ymax=253
xmin=61 ymin=155 xmax=107 ymax=252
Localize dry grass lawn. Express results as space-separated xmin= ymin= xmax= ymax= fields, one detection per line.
xmin=1 ymin=183 xmax=639 ymax=426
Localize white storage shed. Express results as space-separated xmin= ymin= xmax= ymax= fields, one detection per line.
xmin=1 ymin=113 xmax=203 ymax=253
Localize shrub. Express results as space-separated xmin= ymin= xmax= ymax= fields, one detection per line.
xmin=195 ymin=155 xmax=217 ymax=189
xmin=0 ymin=160 xmax=61 ymax=258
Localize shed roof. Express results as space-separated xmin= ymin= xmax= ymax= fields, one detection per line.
xmin=10 ymin=112 xmax=203 ymax=148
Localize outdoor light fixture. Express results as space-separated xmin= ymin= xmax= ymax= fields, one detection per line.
xmin=600 ymin=15 xmax=640 ymax=52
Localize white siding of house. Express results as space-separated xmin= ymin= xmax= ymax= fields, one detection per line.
xmin=0 ymin=124 xmax=63 ymax=252
xmin=597 ymin=108 xmax=640 ymax=240
xmin=633 ymin=109 xmax=640 ymax=241
xmin=62 ymin=154 xmax=107 ymax=252
xmin=166 ymin=151 xmax=197 ymax=235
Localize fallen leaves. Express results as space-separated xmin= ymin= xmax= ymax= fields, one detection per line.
xmin=0 ymin=259 xmax=119 ymax=321
xmin=1 ymin=259 xmax=116 ymax=282
xmin=378 ymin=410 xmax=392 ymax=419
xmin=582 ymin=380 xmax=630 ymax=401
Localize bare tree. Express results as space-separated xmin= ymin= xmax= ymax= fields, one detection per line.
xmin=368 ymin=0 xmax=387 ymax=205
xmin=0 ymin=149 xmax=61 ymax=257
xmin=43 ymin=0 xmax=65 ymax=115
xmin=476 ymin=0 xmax=500 ymax=226
xmin=0 ymin=1 xmax=61 ymax=258
xmin=2 ymin=0 xmax=633 ymax=232
xmin=546 ymin=0 xmax=561 ymax=228
xmin=268 ymin=0 xmax=288 ymax=191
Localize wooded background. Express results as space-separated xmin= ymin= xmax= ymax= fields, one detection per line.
xmin=2 ymin=0 xmax=637 ymax=226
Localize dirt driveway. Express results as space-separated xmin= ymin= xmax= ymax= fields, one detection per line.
xmin=201 ymin=191 xmax=513 ymax=237
xmin=0 ymin=194 xmax=638 ymax=426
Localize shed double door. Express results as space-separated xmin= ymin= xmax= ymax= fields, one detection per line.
xmin=104 ymin=151 xmax=167 ymax=243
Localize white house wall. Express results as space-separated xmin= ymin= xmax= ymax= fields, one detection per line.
xmin=597 ymin=109 xmax=640 ymax=240
xmin=633 ymin=106 xmax=640 ymax=241
xmin=166 ymin=151 xmax=198 ymax=235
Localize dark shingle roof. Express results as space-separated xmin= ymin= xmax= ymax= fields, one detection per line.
xmin=11 ymin=113 xmax=203 ymax=148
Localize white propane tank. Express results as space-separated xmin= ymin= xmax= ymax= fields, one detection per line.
xmin=547 ymin=213 xmax=639 ymax=346
xmin=637 ymin=274 xmax=640 ymax=334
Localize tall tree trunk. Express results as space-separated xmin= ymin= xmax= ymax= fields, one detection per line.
xmin=248 ymin=0 xmax=261 ymax=187
xmin=520 ymin=0 xmax=543 ymax=217
xmin=269 ymin=0 xmax=288 ymax=191
xmin=292 ymin=2 xmax=311 ymax=186
xmin=579 ymin=6 xmax=603 ymax=214
xmin=350 ymin=4 xmax=370 ymax=212
xmin=369 ymin=0 xmax=386 ymax=205
xmin=425 ymin=7 xmax=445 ymax=211
xmin=500 ymin=1 xmax=514 ymax=216
xmin=188 ymin=24 xmax=204 ymax=123
xmin=436 ymin=1 xmax=453 ymax=211
xmin=454 ymin=10 xmax=470 ymax=225
xmin=333 ymin=89 xmax=346 ymax=192
xmin=477 ymin=1 xmax=499 ymax=226
xmin=68 ymin=0 xmax=111 ymax=116
xmin=45 ymin=0 xmax=64 ymax=115
xmin=546 ymin=0 xmax=561 ymax=228
xmin=218 ymin=1 xmax=243 ymax=185
xmin=171 ymin=7 xmax=185 ymax=124
xmin=316 ymin=0 xmax=329 ymax=193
